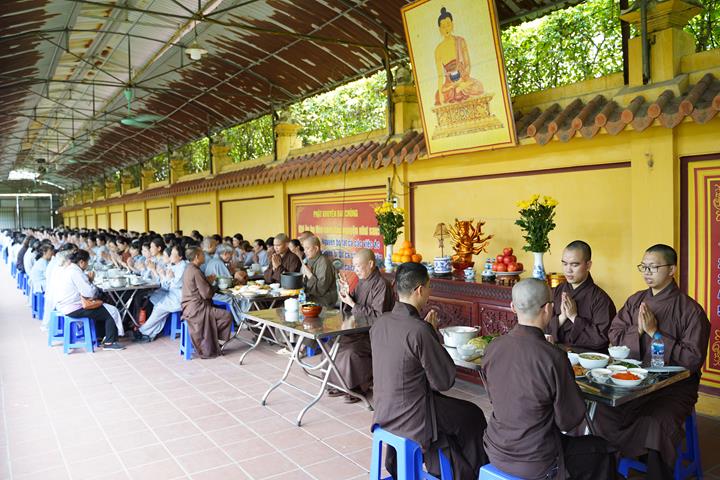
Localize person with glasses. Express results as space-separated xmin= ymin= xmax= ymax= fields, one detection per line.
xmin=482 ymin=278 xmax=615 ymax=480
xmin=372 ymin=262 xmax=487 ymax=480
xmin=594 ymin=244 xmax=710 ymax=480
xmin=545 ymin=240 xmax=616 ymax=352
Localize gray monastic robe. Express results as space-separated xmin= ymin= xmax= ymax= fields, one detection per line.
xmin=546 ymin=273 xmax=616 ymax=352
xmin=595 ymin=280 xmax=710 ymax=465
xmin=482 ymin=325 xmax=589 ymax=479
xmin=332 ymin=267 xmax=394 ymax=389
xmin=264 ymin=251 xmax=302 ymax=283
xmin=304 ymin=253 xmax=338 ymax=308
xmin=181 ymin=263 xmax=232 ymax=358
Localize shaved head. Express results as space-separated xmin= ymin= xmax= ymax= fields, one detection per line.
xmin=512 ymin=278 xmax=552 ymax=317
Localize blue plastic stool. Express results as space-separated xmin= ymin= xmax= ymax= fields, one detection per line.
xmin=617 ymin=410 xmax=702 ymax=480
xmin=370 ymin=424 xmax=453 ymax=480
xmin=22 ymin=276 xmax=30 ymax=297
xmin=10 ymin=261 xmax=17 ymax=277
xmin=306 ymin=337 xmax=330 ymax=357
xmin=212 ymin=300 xmax=236 ymax=334
xmin=478 ymin=464 xmax=523 ymax=479
xmin=63 ymin=316 xmax=97 ymax=354
xmin=48 ymin=311 xmax=66 ymax=347
xmin=16 ymin=271 xmax=24 ymax=290
xmin=32 ymin=292 xmax=44 ymax=319
xmin=179 ymin=320 xmax=193 ymax=360
xmin=168 ymin=311 xmax=183 ymax=339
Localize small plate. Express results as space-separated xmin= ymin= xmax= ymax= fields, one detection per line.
xmin=493 ymin=271 xmax=524 ymax=276
xmin=646 ymin=365 xmax=687 ymax=373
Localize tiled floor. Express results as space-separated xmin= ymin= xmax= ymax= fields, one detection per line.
xmin=2 ymin=266 xmax=719 ymax=480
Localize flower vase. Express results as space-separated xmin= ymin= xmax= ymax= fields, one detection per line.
xmin=532 ymin=251 xmax=546 ymax=280
xmin=384 ymin=245 xmax=394 ymax=273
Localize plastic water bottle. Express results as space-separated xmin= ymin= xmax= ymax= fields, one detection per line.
xmin=651 ymin=332 xmax=665 ymax=368
xmin=298 ymin=288 xmax=306 ymax=304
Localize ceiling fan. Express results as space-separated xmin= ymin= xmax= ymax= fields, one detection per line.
xmin=120 ymin=87 xmax=163 ymax=128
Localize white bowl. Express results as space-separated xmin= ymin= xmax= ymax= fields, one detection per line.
xmin=607 ymin=365 xmax=627 ymax=373
xmin=590 ymin=368 xmax=612 ymax=383
xmin=578 ymin=352 xmax=610 ymax=369
xmin=629 ymin=368 xmax=648 ymax=377
xmin=610 ymin=372 xmax=645 ymax=387
xmin=270 ymin=283 xmax=281 ymax=290
xmin=608 ymin=345 xmax=631 ymax=359
xmin=255 ymin=280 xmax=265 ymax=285
xmin=457 ymin=344 xmax=482 ymax=360
xmin=567 ymin=352 xmax=579 ymax=366
xmin=440 ymin=326 xmax=479 ymax=348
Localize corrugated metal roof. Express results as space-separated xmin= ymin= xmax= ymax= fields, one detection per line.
xmin=1 ymin=0 xmax=586 ymax=188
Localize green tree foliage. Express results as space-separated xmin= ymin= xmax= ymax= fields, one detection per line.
xmin=687 ymin=0 xmax=720 ymax=51
xmin=147 ymin=152 xmax=169 ymax=182
xmin=176 ymin=137 xmax=209 ymax=174
xmin=219 ymin=114 xmax=274 ymax=163
xmin=289 ymin=73 xmax=387 ymax=146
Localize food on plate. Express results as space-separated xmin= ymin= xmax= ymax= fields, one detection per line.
xmin=579 ymin=353 xmax=606 ymax=360
xmin=280 ymin=288 xmax=301 ymax=296
xmin=612 ymin=372 xmax=640 ymax=381
xmin=467 ymin=337 xmax=489 ymax=350
xmin=611 ymin=360 xmax=641 ymax=369
xmin=572 ymin=364 xmax=587 ymax=377
xmin=491 ymin=247 xmax=523 ymax=274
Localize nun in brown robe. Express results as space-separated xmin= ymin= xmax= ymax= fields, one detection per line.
xmin=372 ymin=262 xmax=487 ymax=479
xmin=483 ymin=278 xmax=615 ymax=480
xmin=181 ymin=247 xmax=232 ymax=359
xmin=331 ymin=249 xmax=394 ymax=400
xmin=594 ymin=245 xmax=710 ymax=479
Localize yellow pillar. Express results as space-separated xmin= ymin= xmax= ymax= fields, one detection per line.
xmin=275 ymin=122 xmax=302 ymax=161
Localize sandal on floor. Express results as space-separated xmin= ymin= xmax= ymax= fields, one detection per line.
xmin=343 ymin=394 xmax=361 ymax=404
xmin=326 ymin=387 xmax=345 ymax=397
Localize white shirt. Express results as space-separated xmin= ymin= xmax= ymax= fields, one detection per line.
xmin=54 ymin=263 xmax=99 ymax=315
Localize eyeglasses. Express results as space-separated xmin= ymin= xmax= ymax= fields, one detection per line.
xmin=636 ymin=264 xmax=672 ymax=273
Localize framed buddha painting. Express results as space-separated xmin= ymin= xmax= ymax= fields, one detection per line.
xmin=401 ymin=0 xmax=517 ymax=157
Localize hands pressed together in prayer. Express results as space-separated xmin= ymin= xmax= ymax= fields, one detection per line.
xmin=637 ymin=302 xmax=658 ymax=337
xmin=271 ymin=253 xmax=282 ymax=269
xmin=206 ymin=274 xmax=217 ymax=285
xmin=338 ymin=277 xmax=355 ymax=308
xmin=424 ymin=309 xmax=438 ymax=330
xmin=558 ymin=292 xmax=577 ymax=326
xmin=234 ymin=270 xmax=248 ymax=284
xmin=301 ymin=263 xmax=313 ymax=279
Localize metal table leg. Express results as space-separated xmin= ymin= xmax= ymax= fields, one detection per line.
xmin=261 ymin=329 xmax=302 ymax=408
xmin=584 ymin=400 xmax=598 ymax=435
xmin=315 ymin=337 xmax=373 ymax=411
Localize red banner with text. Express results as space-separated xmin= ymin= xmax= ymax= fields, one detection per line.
xmin=290 ymin=189 xmax=386 ymax=269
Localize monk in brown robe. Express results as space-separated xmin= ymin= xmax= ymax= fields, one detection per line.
xmin=595 ymin=244 xmax=710 ymax=479
xmin=181 ymin=246 xmax=232 ymax=359
xmin=546 ymin=240 xmax=616 ymax=352
xmin=330 ymin=248 xmax=394 ymax=403
xmin=300 ymin=235 xmax=337 ymax=308
xmin=483 ymin=278 xmax=615 ymax=480
xmin=264 ymin=233 xmax=302 ymax=283
xmin=372 ymin=262 xmax=487 ymax=479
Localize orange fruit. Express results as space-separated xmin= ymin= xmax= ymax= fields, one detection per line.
xmin=402 ymin=240 xmax=412 ymax=249
xmin=391 ymin=253 xmax=400 ymax=263
xmin=412 ymin=254 xmax=422 ymax=263
xmin=407 ymin=247 xmax=416 ymax=255
xmin=401 ymin=255 xmax=412 ymax=263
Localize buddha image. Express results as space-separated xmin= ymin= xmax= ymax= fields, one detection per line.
xmin=434 ymin=7 xmax=485 ymax=106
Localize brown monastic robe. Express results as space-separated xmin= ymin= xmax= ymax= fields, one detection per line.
xmin=304 ymin=253 xmax=338 ymax=308
xmin=181 ymin=263 xmax=232 ymax=358
xmin=332 ymin=267 xmax=394 ymax=389
xmin=546 ymin=273 xmax=616 ymax=352
xmin=595 ymin=280 xmax=710 ymax=466
xmin=264 ymin=251 xmax=302 ymax=283
xmin=372 ymin=302 xmax=487 ymax=479
xmin=483 ymin=325 xmax=603 ymax=480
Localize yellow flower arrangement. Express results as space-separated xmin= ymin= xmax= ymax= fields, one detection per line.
xmin=374 ymin=201 xmax=405 ymax=246
xmin=515 ymin=194 xmax=558 ymax=252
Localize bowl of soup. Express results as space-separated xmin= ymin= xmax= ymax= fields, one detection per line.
xmin=578 ymin=352 xmax=610 ymax=369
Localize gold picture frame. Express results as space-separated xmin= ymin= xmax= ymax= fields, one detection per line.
xmin=401 ymin=0 xmax=517 ymax=157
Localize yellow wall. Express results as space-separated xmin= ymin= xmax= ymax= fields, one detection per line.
xmin=126 ymin=210 xmax=144 ymax=232
xmin=109 ymin=211 xmax=124 ymax=230
xmin=178 ymin=203 xmax=214 ymax=237
xmin=85 ymin=213 xmax=95 ymax=229
xmin=413 ymin=166 xmax=632 ymax=305
xmin=221 ymin=196 xmax=282 ymax=240
xmin=96 ymin=212 xmax=108 ymax=229
xmin=147 ymin=207 xmax=171 ymax=233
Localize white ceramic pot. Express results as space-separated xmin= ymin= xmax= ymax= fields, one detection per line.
xmin=434 ymin=256 xmax=451 ymax=274
xmin=440 ymin=326 xmax=479 ymax=347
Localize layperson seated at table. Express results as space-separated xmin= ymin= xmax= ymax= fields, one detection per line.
xmin=252 ymin=239 xmax=269 ymax=267
xmin=594 ymin=244 xmax=710 ymax=480
xmin=41 ymin=244 xmax=78 ymax=330
xmin=15 ymin=235 xmax=31 ymax=276
xmin=289 ymin=239 xmax=305 ymax=261
xmin=264 ymin=233 xmax=302 ymax=283
xmin=54 ymin=250 xmax=125 ymax=350
xmin=23 ymin=239 xmax=39 ymax=278
xmin=134 ymin=245 xmax=188 ymax=342
xmin=545 ymin=240 xmax=616 ymax=352
xmin=372 ymin=262 xmax=487 ymax=479
xmin=300 ymin=235 xmax=337 ymax=308
xmin=181 ymin=246 xmax=233 ymax=358
xmin=204 ymin=243 xmax=248 ymax=325
xmin=330 ymin=248 xmax=394 ymax=403
xmin=482 ymin=278 xmax=615 ymax=480
xmin=29 ymin=243 xmax=54 ymax=296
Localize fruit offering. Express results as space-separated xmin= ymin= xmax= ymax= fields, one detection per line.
xmin=391 ymin=240 xmax=424 ymax=264
xmin=491 ymin=247 xmax=523 ymax=273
